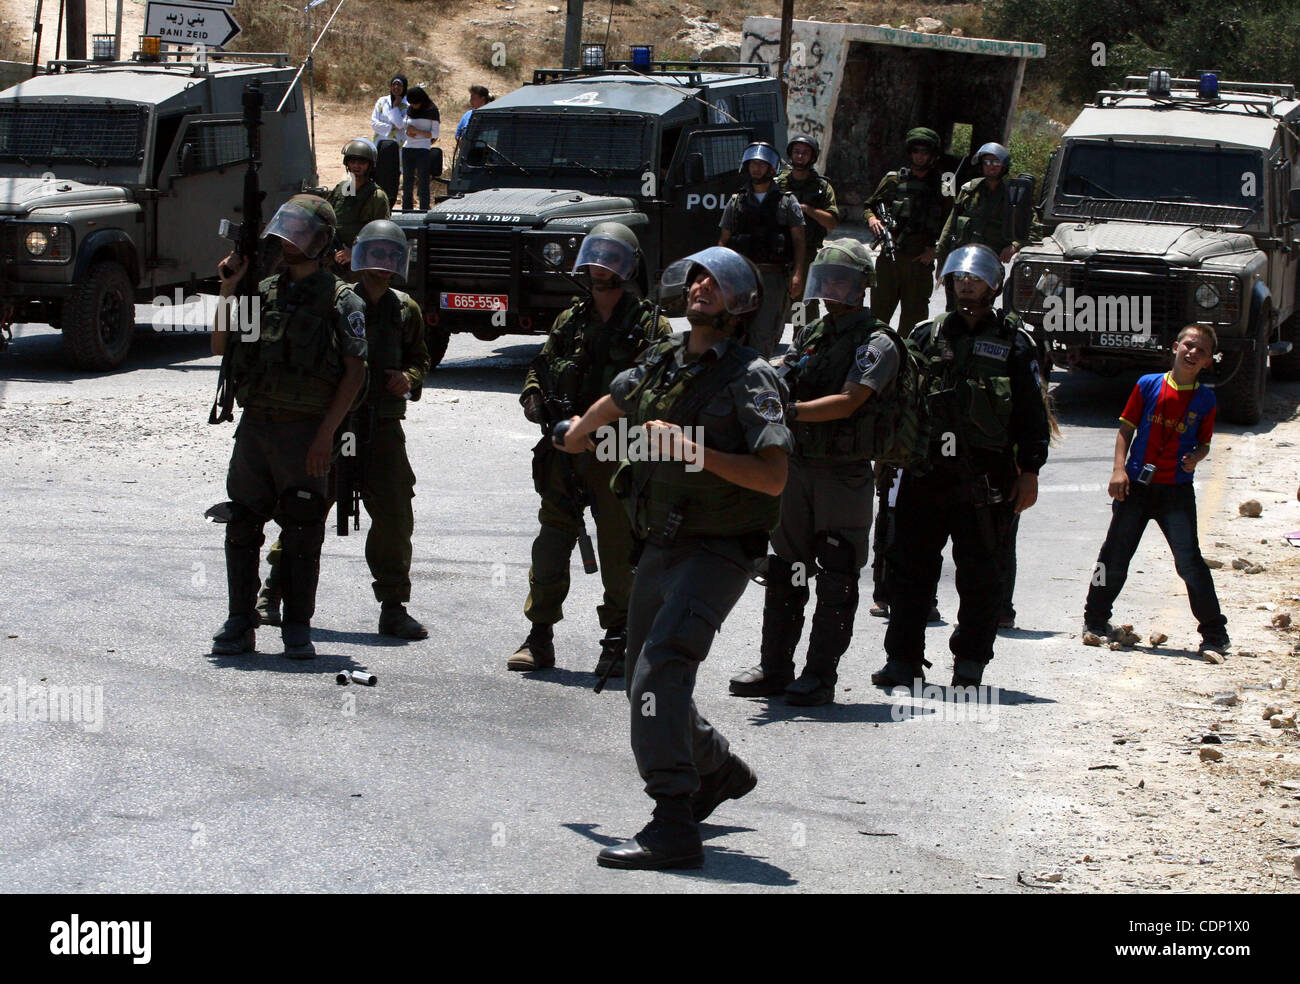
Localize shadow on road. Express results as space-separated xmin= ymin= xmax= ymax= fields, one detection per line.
xmin=205 ymin=649 xmax=365 ymax=674
xmin=562 ymin=821 xmax=797 ymax=886
xmin=310 ymin=627 xmax=419 ymax=649
xmin=1 ymin=323 xmax=214 ymax=384
xmin=430 ymin=341 xmax=542 ymax=395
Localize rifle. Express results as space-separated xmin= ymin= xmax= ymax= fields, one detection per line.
xmin=871 ymin=201 xmax=898 ymax=263
xmin=530 ymin=355 xmax=598 ymax=575
xmin=209 ymin=80 xmax=266 ymax=425
xmin=335 ymin=403 xmax=374 ymax=536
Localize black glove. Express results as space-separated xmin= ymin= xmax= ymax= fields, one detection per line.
xmin=522 ymin=391 xmax=545 ymax=424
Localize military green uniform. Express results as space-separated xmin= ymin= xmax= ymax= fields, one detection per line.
xmin=719 ymin=188 xmax=806 ymax=358
xmin=326 ymin=178 xmax=392 ymax=250
xmin=223 ymin=269 xmax=367 ymax=631
xmin=760 ymin=309 xmax=900 ymax=688
xmin=356 ymin=286 xmax=430 ymax=603
xmin=609 ymin=331 xmax=793 ymax=803
xmin=866 ymin=166 xmax=950 ymax=334
xmin=776 ymin=168 xmax=840 ymax=326
xmin=519 ymin=293 xmax=669 ymax=630
xmin=935 ymin=177 xmax=1020 ymax=270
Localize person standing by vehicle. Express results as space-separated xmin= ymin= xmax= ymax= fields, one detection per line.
xmin=729 ymin=240 xmax=898 ymax=706
xmin=401 ymin=86 xmax=439 ymax=213
xmin=454 ymin=85 xmax=491 ymax=169
xmin=326 ymin=139 xmax=391 ymax=279
xmin=719 ymin=141 xmax=806 ymax=358
xmin=210 ymin=196 xmax=367 ymax=659
xmin=370 ymin=74 xmax=409 ymax=203
xmin=775 ymin=135 xmax=839 ymax=325
xmin=936 ymin=142 xmax=1021 ymax=274
xmin=508 ymin=224 xmax=669 ymax=677
xmin=555 ymin=247 xmax=792 ymax=870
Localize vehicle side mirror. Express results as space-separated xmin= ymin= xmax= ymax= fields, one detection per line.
xmin=178 ymin=143 xmax=198 ymax=176
xmin=465 ymin=144 xmax=485 ymax=167
xmin=684 ymin=153 xmax=704 ymax=185
xmin=1289 ymin=188 xmax=1300 ymax=221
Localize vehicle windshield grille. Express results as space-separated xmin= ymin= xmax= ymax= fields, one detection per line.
xmin=1056 ymin=198 xmax=1255 ymax=227
xmin=0 ymin=104 xmax=146 ymax=164
xmin=462 ymin=113 xmax=648 ymax=175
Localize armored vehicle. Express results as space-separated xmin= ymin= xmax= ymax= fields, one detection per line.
xmin=0 ymin=45 xmax=312 ymax=369
xmin=393 ymin=55 xmax=786 ymax=367
xmin=1009 ymin=72 xmax=1300 ymax=424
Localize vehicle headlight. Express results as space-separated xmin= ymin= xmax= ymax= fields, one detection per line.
xmin=1195 ymin=283 xmax=1220 ymax=308
xmin=542 ymin=242 xmax=564 ymax=267
xmin=1036 ymin=271 xmax=1065 ymax=297
xmin=25 ymin=229 xmax=49 ymax=256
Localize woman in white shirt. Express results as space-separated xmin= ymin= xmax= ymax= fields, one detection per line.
xmin=401 ymin=86 xmax=440 ymax=212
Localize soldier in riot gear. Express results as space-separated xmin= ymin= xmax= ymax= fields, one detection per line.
xmin=872 ymin=244 xmax=1049 ymax=689
xmin=729 ymin=239 xmax=900 ymax=706
xmin=556 ymin=246 xmax=792 ymax=869
xmin=776 ymin=135 xmax=840 ymax=326
xmin=509 ymin=222 xmax=669 ymax=676
xmin=866 ymin=127 xmax=952 ymax=334
xmin=327 ymin=139 xmax=392 ymax=277
xmin=718 ymin=141 xmax=807 ymax=358
xmin=936 ymin=142 xmax=1021 ymax=273
xmin=210 ymin=195 xmax=368 ymax=659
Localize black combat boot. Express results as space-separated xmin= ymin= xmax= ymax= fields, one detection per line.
xmin=212 ymin=524 xmax=262 ymax=656
xmin=951 ymin=657 xmax=987 ymax=689
xmin=730 ymin=560 xmax=806 ymax=697
xmin=786 ymin=566 xmax=856 ymax=706
xmin=594 ymin=626 xmax=626 ymax=678
xmin=379 ymin=602 xmax=429 ymax=640
xmin=507 ymin=622 xmax=555 ymax=671
xmin=692 ymin=754 xmax=758 ymax=823
xmin=597 ymin=796 xmax=703 ymax=870
xmin=279 ymin=522 xmax=323 ymax=660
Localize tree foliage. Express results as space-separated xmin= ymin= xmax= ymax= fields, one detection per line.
xmin=989 ymin=0 xmax=1300 ymax=102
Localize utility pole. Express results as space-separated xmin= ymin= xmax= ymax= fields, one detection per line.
xmin=563 ymin=0 xmax=583 ymax=70
xmin=66 ymin=0 xmax=86 ymax=60
xmin=778 ymin=0 xmax=794 ymax=104
xmin=114 ymin=0 xmax=123 ymax=60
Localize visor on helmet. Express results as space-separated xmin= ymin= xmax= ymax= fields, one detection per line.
xmin=262 ymin=201 xmax=331 ymax=258
xmin=940 ymin=245 xmax=1003 ymax=291
xmin=573 ymin=233 xmax=637 ymax=281
xmin=739 ymin=143 xmax=781 ymax=175
xmin=804 ymin=262 xmax=867 ymax=305
xmin=351 ymin=237 xmax=410 ymax=280
xmin=661 ymin=246 xmax=760 ymax=315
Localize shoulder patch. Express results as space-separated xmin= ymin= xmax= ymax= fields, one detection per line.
xmin=347 ymin=310 xmax=367 ymax=339
xmin=753 ymin=389 xmax=784 ymax=423
xmin=972 ymin=339 xmax=1010 ymax=360
xmin=855 ymin=343 xmax=879 ymax=372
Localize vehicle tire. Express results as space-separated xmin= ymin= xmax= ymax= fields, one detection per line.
xmin=61 ymin=260 xmax=135 ymax=370
xmin=470 ymin=330 xmax=502 ymax=342
xmin=1216 ymin=316 xmax=1268 ymax=426
xmin=1270 ymin=313 xmax=1300 ymax=381
xmin=426 ymin=318 xmax=450 ymax=369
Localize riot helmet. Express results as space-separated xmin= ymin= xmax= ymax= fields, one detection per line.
xmin=262 ymin=194 xmax=337 ymax=259
xmin=786 ymin=135 xmax=819 ymax=166
xmin=940 ymin=244 xmax=1003 ymax=292
xmin=973 ymin=141 xmax=1011 ymax=174
xmin=739 ymin=141 xmax=781 ymax=178
xmin=351 ymin=219 xmax=410 ymax=280
xmin=662 ymin=246 xmax=762 ymax=316
xmin=804 ymin=238 xmax=874 ymax=306
xmin=572 ymin=222 xmax=639 ymax=283
xmin=342 ymin=138 xmax=378 ymax=165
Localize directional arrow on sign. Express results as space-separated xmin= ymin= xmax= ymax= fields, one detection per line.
xmin=145 ymin=2 xmax=242 ymax=49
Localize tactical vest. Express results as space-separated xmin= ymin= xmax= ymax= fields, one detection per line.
xmin=548 ymin=295 xmax=656 ymax=414
xmin=734 ymin=189 xmax=792 ymax=265
xmin=891 ymin=167 xmax=946 ymax=247
xmin=916 ymin=310 xmax=1019 ymax=455
xmin=776 ymin=171 xmax=831 ymax=253
xmin=366 ymin=287 xmax=415 ymax=418
xmin=619 ymin=336 xmax=781 ymax=539
xmin=330 ymin=179 xmax=381 ymax=246
xmin=234 ymin=272 xmax=353 ymax=413
xmin=784 ymin=310 xmax=891 ymax=462
xmin=948 ymin=178 xmax=1013 ymax=254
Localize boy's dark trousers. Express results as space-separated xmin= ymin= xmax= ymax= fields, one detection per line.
xmin=1084 ymin=481 xmax=1227 ymax=641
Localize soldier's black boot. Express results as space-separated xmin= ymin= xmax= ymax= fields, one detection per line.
xmin=597 ymin=796 xmax=703 ymax=870
xmin=951 ymin=657 xmax=986 ymax=689
xmin=730 ymin=559 xmax=807 ymax=697
xmin=871 ymin=659 xmax=927 ymax=688
xmin=213 ymin=520 xmax=262 ymax=656
xmin=279 ymin=521 xmax=323 ymax=660
xmin=787 ymin=539 xmax=858 ymax=706
xmin=379 ymin=602 xmax=429 ymax=640
xmin=594 ymin=626 xmax=626 ymax=677
xmin=692 ymin=754 xmax=758 ymax=823
xmin=255 ymin=561 xmax=282 ymax=628
xmin=507 ymin=622 xmax=555 ymax=671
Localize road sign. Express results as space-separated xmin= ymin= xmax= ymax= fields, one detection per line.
xmin=145 ymin=2 xmax=242 ymax=48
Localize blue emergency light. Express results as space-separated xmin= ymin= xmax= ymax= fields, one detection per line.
xmin=630 ymin=45 xmax=654 ymax=69
xmin=1199 ymin=72 xmax=1219 ymax=99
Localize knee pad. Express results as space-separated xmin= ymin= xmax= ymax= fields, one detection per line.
xmin=815 ymin=531 xmax=860 ymax=576
xmin=764 ymin=555 xmax=811 ymax=601
xmin=224 ymin=500 xmax=268 ymax=550
xmin=275 ymin=486 xmax=328 ymax=526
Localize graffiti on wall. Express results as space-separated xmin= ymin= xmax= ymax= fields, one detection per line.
xmin=741 ymin=25 xmax=843 ymax=153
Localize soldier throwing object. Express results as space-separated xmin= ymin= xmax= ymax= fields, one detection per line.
xmin=872 ymin=245 xmax=1049 ymax=689
xmin=509 ymin=223 xmax=669 ymax=676
xmin=210 ymin=195 xmax=367 ymax=659
xmin=556 ymin=247 xmax=792 ymax=869
xmin=730 ymin=239 xmax=899 ymax=706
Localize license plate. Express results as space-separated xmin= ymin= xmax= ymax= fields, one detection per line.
xmin=439 ymin=293 xmax=508 ymax=311
xmin=1093 ymin=332 xmax=1162 ymax=350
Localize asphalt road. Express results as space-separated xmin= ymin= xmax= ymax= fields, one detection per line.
xmin=0 ymin=295 xmax=1282 ymax=893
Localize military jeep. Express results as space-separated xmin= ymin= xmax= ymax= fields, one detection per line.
xmin=1009 ymin=73 xmax=1300 ymax=424
xmin=0 ymin=47 xmax=312 ymax=369
xmin=392 ymin=56 xmax=786 ymax=368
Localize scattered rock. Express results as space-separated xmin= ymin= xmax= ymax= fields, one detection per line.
xmin=1083 ymin=632 xmax=1103 ymax=647
xmin=1269 ymin=678 xmax=1289 ymax=690
xmin=1271 ymin=714 xmax=1297 ymax=730
xmin=1273 ymin=613 xmax=1292 ymax=628
xmin=1205 ymin=558 xmax=1224 ymax=569
xmin=1264 ymin=705 xmax=1283 ymax=719
xmin=951 ymin=27 xmax=964 ymax=36
xmin=1236 ymin=649 xmax=1256 ymax=658
xmin=1109 ymin=640 xmax=1124 ymax=651
xmin=1149 ymin=631 xmax=1168 ymax=646
xmin=1032 ymin=871 xmax=1063 ymax=882
xmin=1211 ymin=692 xmax=1240 ymax=707
xmin=914 ymin=16 xmax=945 ymax=33
xmin=1201 ymin=733 xmax=1222 ymax=744
xmin=1232 ymin=558 xmax=1252 ymax=570
xmin=1200 ymin=747 xmax=1224 ymax=762
xmin=1294 ymin=855 xmax=1300 ymax=876
xmin=1246 ymin=564 xmax=1267 ymax=575
xmin=1239 ymin=499 xmax=1263 ymax=517
xmin=546 ymin=5 xmax=560 ymax=12
xmin=1203 ymin=649 xmax=1226 ymax=664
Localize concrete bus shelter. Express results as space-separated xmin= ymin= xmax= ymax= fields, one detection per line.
xmin=741 ymin=18 xmax=1045 ymax=208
